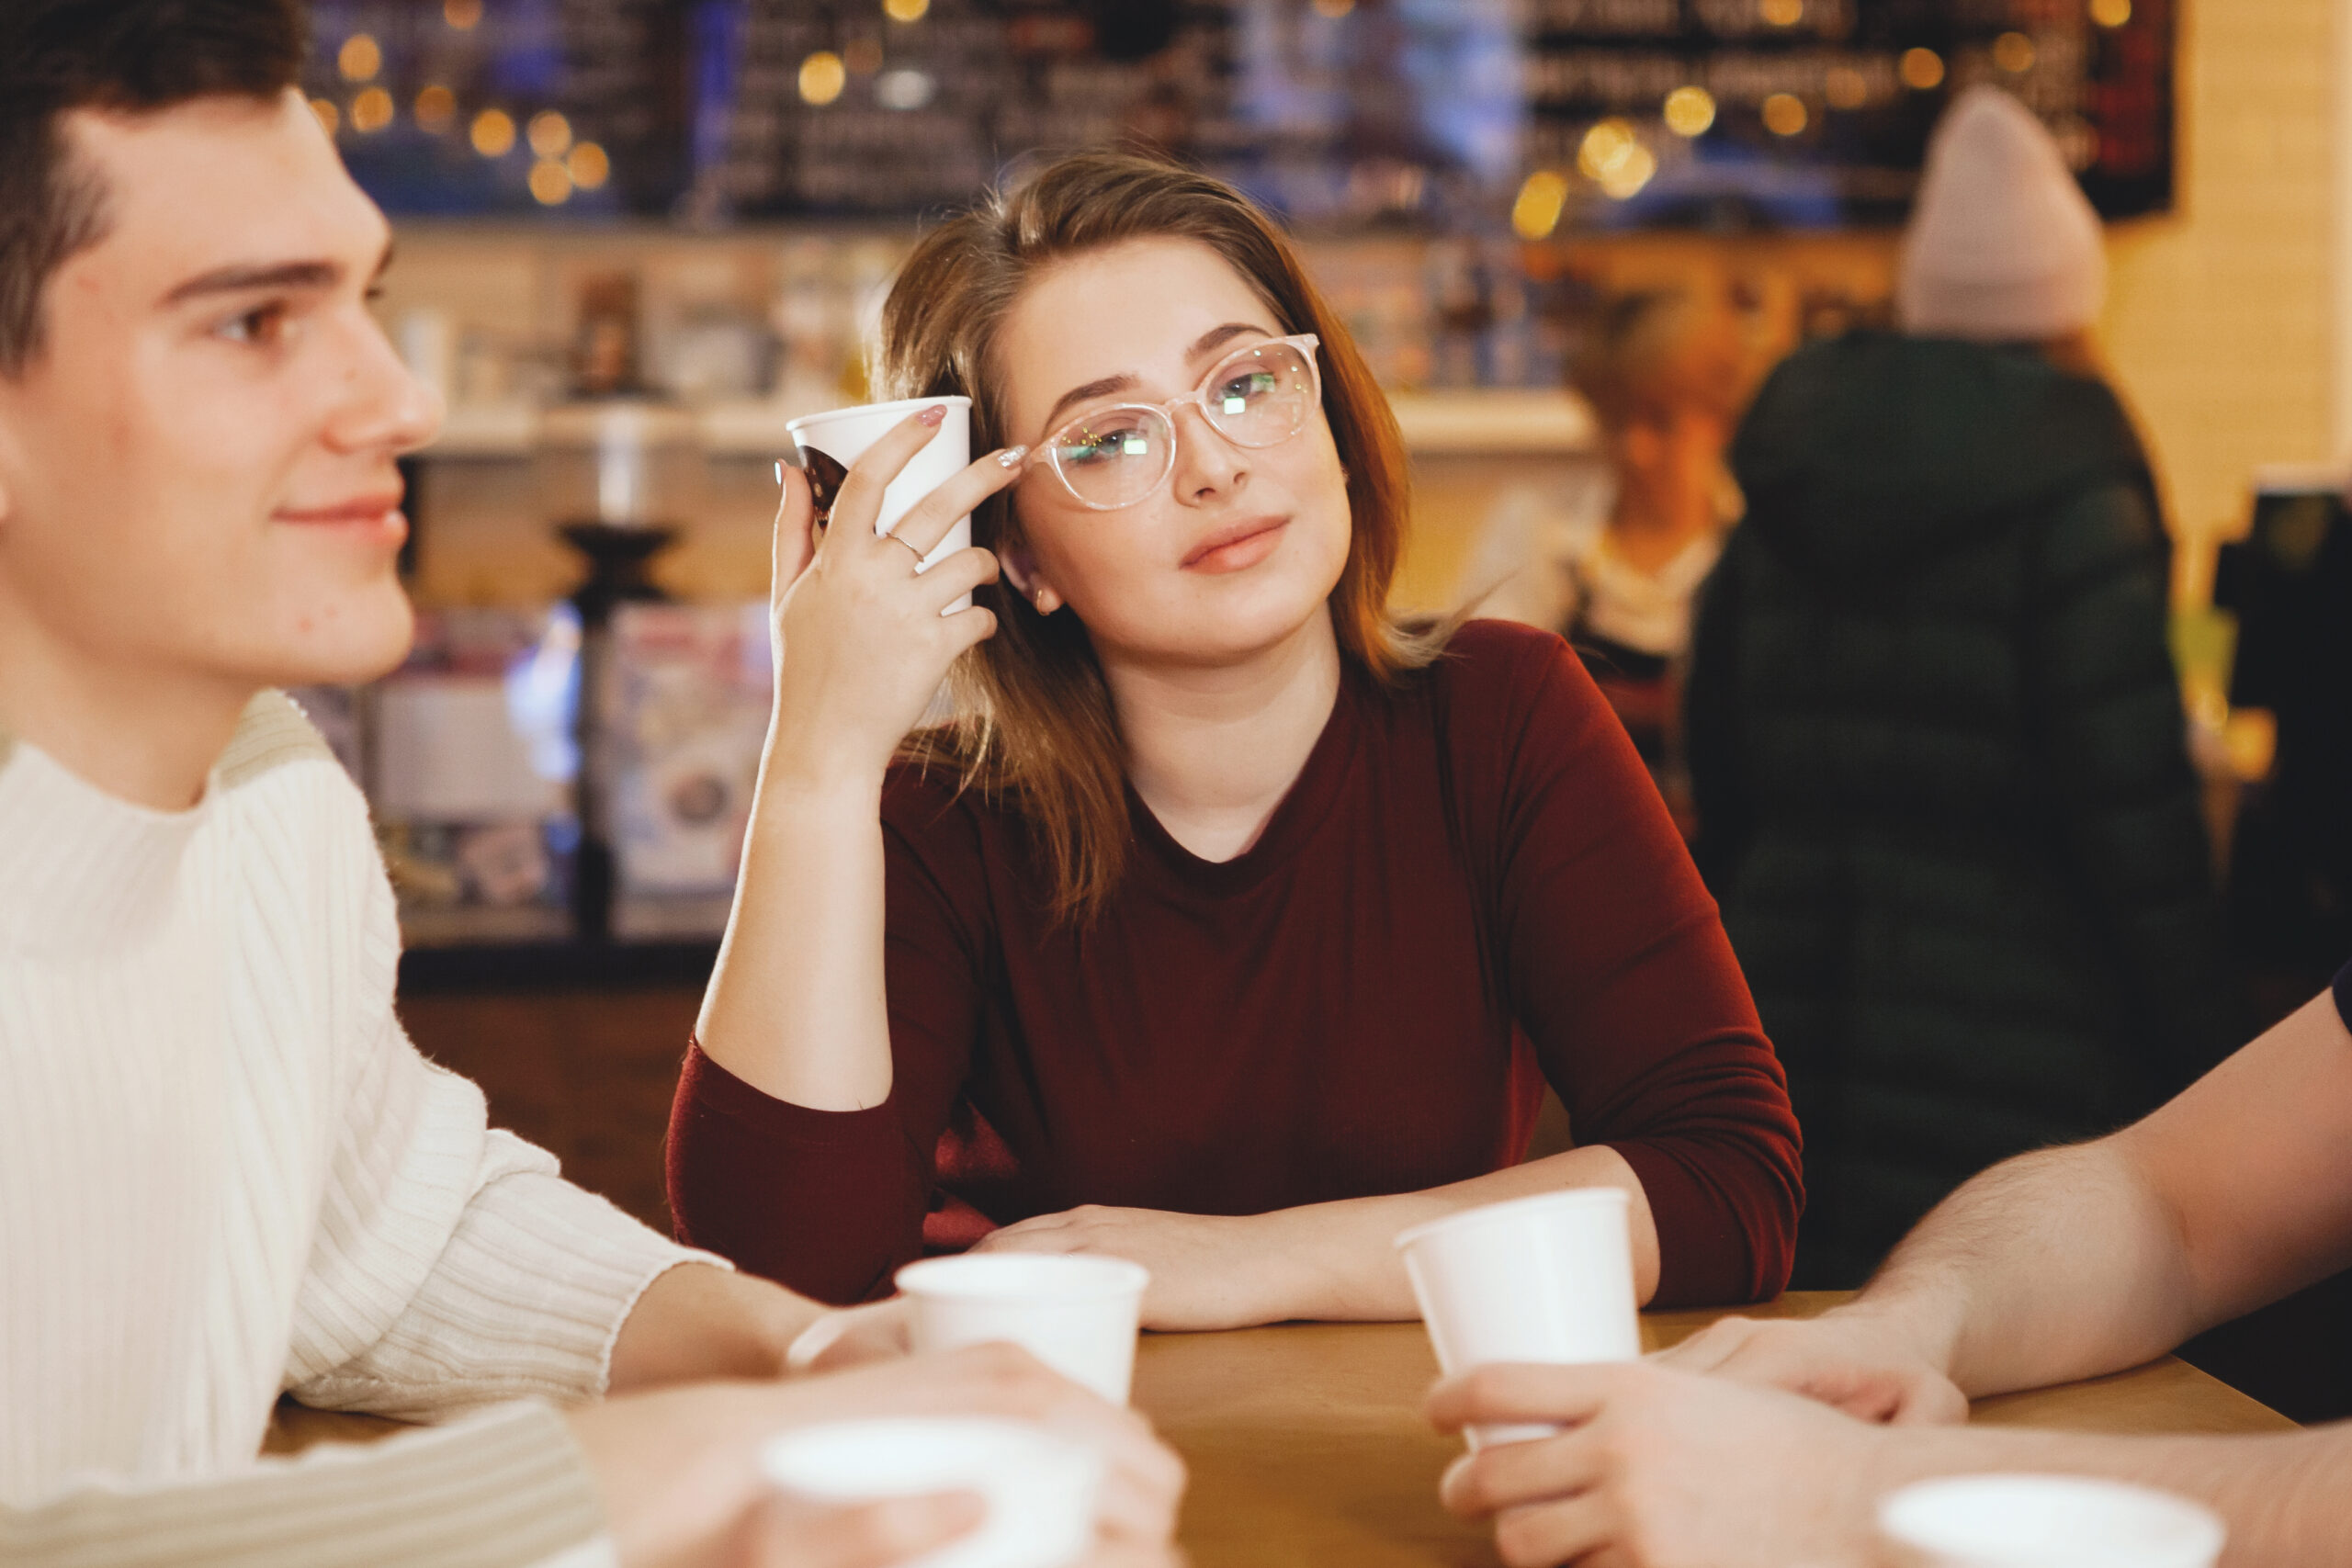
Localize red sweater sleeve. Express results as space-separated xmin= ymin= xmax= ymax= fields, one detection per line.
xmin=665 ymin=775 xmax=986 ymax=1304
xmin=1450 ymin=623 xmax=1803 ymax=1303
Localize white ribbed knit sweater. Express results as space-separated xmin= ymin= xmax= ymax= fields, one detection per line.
xmin=0 ymin=694 xmax=712 ymax=1566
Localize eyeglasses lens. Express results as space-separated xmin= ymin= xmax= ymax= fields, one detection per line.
xmin=1048 ymin=340 xmax=1317 ymax=510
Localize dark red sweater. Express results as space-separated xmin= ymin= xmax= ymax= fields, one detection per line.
xmin=668 ymin=620 xmax=1802 ymax=1307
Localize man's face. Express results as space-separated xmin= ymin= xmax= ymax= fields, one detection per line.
xmin=0 ymin=90 xmax=439 ymax=696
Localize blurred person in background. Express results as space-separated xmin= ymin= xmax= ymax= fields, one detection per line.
xmin=1683 ymin=86 xmax=2241 ymax=1290
xmin=673 ymin=152 xmax=1802 ymax=1332
xmin=1461 ymin=288 xmax=1748 ymax=832
xmin=0 ymin=4 xmax=1181 ymax=1564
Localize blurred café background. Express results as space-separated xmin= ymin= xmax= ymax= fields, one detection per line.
xmin=316 ymin=0 xmax=2341 ymax=1343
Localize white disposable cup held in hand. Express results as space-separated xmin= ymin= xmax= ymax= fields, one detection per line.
xmin=1876 ymin=1475 xmax=2225 ymax=1568
xmin=762 ymin=1416 xmax=1104 ymax=1568
xmin=1395 ymin=1189 xmax=1639 ymax=1450
xmin=786 ymin=395 xmax=975 ymax=615
xmin=895 ymin=1254 xmax=1149 ymax=1404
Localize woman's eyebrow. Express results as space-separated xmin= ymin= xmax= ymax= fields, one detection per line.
xmin=1039 ymin=322 xmax=1280 ymax=432
xmin=1187 ymin=321 xmax=1273 ymax=362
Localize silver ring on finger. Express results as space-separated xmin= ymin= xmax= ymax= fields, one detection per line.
xmin=883 ymin=530 xmax=926 ymax=568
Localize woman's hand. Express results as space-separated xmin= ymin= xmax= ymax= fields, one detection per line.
xmin=763 ymin=407 xmax=1027 ymax=795
xmin=975 ymin=1205 xmax=1297 ymax=1331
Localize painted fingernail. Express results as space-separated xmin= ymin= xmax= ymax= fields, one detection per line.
xmin=774 ymin=460 xmax=785 ymax=484
xmin=917 ymin=404 xmax=948 ymax=427
xmin=996 ymin=445 xmax=1030 ymax=468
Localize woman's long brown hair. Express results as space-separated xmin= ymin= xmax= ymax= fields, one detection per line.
xmin=877 ymin=152 xmax=1445 ymax=922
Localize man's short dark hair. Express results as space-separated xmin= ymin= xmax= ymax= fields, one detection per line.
xmin=0 ymin=0 xmax=309 ymax=377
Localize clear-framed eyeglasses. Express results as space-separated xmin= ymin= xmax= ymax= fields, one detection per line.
xmin=1038 ymin=333 xmax=1324 ymax=512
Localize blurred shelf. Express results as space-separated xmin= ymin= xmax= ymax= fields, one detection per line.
xmin=1387 ymin=389 xmax=1595 ymax=456
xmin=423 ymin=389 xmax=1597 ymax=461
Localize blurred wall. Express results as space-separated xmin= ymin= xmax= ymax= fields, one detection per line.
xmin=2100 ymin=0 xmax=2338 ymax=600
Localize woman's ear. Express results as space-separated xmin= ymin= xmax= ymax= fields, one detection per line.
xmin=997 ymin=541 xmax=1064 ymax=616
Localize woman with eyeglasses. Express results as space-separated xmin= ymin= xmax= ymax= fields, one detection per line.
xmin=668 ymin=153 xmax=1801 ymax=1329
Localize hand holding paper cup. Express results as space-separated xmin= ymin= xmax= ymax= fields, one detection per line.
xmin=763 ymin=1416 xmax=1104 ymax=1568
xmin=895 ymin=1255 xmax=1149 ymax=1405
xmin=1396 ymin=1189 xmax=1640 ymax=1449
xmin=787 ymin=395 xmax=977 ymax=614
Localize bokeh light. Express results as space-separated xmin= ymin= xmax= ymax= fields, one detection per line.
xmin=1825 ymin=66 xmax=1869 ymax=109
xmin=1599 ymin=145 xmax=1657 ymax=200
xmin=528 ymin=111 xmax=572 ymax=157
xmin=414 ymin=85 xmax=457 ymax=132
xmin=529 ymin=159 xmax=573 ymax=206
xmin=1510 ymin=169 xmax=1569 ymax=240
xmin=1758 ymin=0 xmax=1802 ymax=25
xmin=1663 ymin=85 xmax=1716 ymax=137
xmin=1900 ymin=49 xmax=1946 ymax=90
xmin=799 ymin=51 xmax=848 ymax=106
xmin=2089 ymin=0 xmax=2132 ymax=26
xmin=1993 ymin=32 xmax=2036 ymax=73
xmin=567 ymin=141 xmax=611 ymax=190
xmin=470 ymin=108 xmax=516 ymax=157
xmin=443 ymin=0 xmax=482 ymax=28
xmin=337 ymin=34 xmax=381 ymax=82
xmin=1577 ymin=118 xmax=1638 ymax=182
xmin=310 ymin=97 xmax=340 ymax=135
xmin=1312 ymin=0 xmax=1357 ymax=15
xmin=1761 ymin=94 xmax=1808 ymax=137
xmin=351 ymin=86 xmax=394 ymax=133
xmin=882 ymin=0 xmax=930 ymax=21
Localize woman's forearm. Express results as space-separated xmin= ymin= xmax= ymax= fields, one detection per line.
xmin=694 ymin=751 xmax=894 ymax=1111
xmin=1252 ymin=1146 xmax=1660 ymax=1321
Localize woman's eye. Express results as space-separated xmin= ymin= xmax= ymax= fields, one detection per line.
xmin=1059 ymin=422 xmax=1155 ymax=466
xmin=1214 ymin=370 xmax=1276 ymax=413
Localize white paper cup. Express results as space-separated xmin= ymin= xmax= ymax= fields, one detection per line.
xmin=762 ymin=1416 xmax=1103 ymax=1568
xmin=1395 ymin=1189 xmax=1639 ymax=1450
xmin=1877 ymin=1475 xmax=2225 ymax=1568
xmin=895 ymin=1254 xmax=1149 ymax=1404
xmin=786 ymin=395 xmax=974 ymax=614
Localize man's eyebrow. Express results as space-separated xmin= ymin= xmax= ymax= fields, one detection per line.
xmin=162 ymin=241 xmax=392 ymax=307
xmin=1037 ymin=322 xmax=1277 ymax=434
xmin=163 ymin=259 xmax=343 ymax=305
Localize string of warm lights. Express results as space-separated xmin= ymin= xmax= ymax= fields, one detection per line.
xmin=1505 ymin=0 xmax=2131 ymax=238
xmin=310 ymin=6 xmax=613 ymax=208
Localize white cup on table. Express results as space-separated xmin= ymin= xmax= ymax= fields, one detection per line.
xmin=785 ymin=394 xmax=975 ymax=614
xmin=1876 ymin=1474 xmax=2225 ymax=1568
xmin=894 ymin=1254 xmax=1150 ymax=1404
xmin=762 ymin=1416 xmax=1103 ymax=1568
xmin=1395 ymin=1188 xmax=1639 ymax=1450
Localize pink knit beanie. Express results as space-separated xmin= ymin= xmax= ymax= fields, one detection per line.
xmin=1896 ymin=86 xmax=2107 ymax=342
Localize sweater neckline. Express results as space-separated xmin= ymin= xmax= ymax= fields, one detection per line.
xmin=0 ymin=731 xmax=214 ymax=958
xmin=1123 ymin=665 xmax=1363 ymax=898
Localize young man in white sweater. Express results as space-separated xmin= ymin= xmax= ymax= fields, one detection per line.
xmin=0 ymin=4 xmax=1182 ymax=1565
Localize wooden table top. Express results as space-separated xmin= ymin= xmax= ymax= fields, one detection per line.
xmin=268 ymin=1292 xmax=2290 ymax=1566
xmin=1133 ymin=1292 xmax=2292 ymax=1568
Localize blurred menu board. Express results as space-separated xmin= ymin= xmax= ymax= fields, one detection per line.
xmin=305 ymin=0 xmax=2170 ymax=230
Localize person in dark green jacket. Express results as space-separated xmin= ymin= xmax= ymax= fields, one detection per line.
xmin=1686 ymin=89 xmax=2243 ymax=1289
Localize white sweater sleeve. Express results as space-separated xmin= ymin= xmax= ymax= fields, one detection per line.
xmin=0 ymin=1403 xmax=615 ymax=1568
xmin=281 ymin=790 xmax=722 ymax=1421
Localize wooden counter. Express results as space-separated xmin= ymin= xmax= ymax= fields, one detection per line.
xmin=270 ymin=1292 xmax=2290 ymax=1565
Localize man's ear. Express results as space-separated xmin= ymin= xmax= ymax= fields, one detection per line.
xmin=997 ymin=539 xmax=1064 ymax=616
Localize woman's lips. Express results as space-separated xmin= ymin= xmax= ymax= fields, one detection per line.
xmin=1182 ymin=516 xmax=1288 ymax=573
